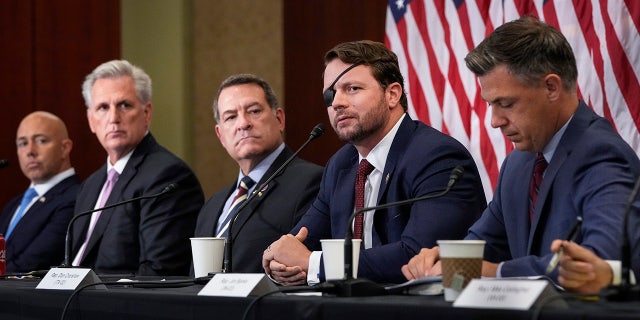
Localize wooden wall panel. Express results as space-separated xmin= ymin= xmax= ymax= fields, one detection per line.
xmin=283 ymin=0 xmax=388 ymax=165
xmin=0 ymin=0 xmax=120 ymax=207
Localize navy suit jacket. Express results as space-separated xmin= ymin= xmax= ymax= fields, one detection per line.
xmin=0 ymin=175 xmax=79 ymax=273
xmin=293 ymin=115 xmax=487 ymax=283
xmin=195 ymin=147 xmax=323 ymax=273
xmin=72 ymin=133 xmax=204 ymax=276
xmin=467 ymin=102 xmax=640 ymax=281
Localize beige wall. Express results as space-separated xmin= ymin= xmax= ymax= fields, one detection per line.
xmin=121 ymin=0 xmax=284 ymax=197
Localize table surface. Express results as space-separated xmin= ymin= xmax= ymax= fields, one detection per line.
xmin=1 ymin=277 xmax=639 ymax=320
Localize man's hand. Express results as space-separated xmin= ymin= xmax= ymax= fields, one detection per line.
xmin=268 ymin=260 xmax=307 ymax=285
xmin=481 ymin=261 xmax=498 ymax=277
xmin=262 ymin=227 xmax=312 ymax=285
xmin=401 ymin=247 xmax=441 ymax=280
xmin=551 ymin=240 xmax=613 ymax=294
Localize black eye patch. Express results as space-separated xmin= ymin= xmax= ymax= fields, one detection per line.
xmin=323 ymin=62 xmax=362 ymax=107
xmin=323 ymin=87 xmax=336 ymax=107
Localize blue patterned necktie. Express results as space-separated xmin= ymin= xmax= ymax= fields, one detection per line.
xmin=5 ymin=188 xmax=38 ymax=240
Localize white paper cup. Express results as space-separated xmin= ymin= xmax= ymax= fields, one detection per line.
xmin=190 ymin=237 xmax=226 ymax=277
xmin=320 ymin=239 xmax=362 ymax=280
xmin=437 ymin=240 xmax=485 ymax=302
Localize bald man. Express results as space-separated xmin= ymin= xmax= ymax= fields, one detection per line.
xmin=0 ymin=111 xmax=79 ymax=273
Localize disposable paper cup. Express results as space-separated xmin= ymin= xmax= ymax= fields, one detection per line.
xmin=320 ymin=239 xmax=362 ymax=280
xmin=437 ymin=240 xmax=485 ymax=302
xmin=190 ymin=237 xmax=226 ymax=277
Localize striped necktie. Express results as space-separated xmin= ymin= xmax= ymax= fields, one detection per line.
xmin=216 ymin=176 xmax=256 ymax=237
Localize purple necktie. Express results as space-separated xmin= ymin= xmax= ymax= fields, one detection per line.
xmin=73 ymin=169 xmax=119 ymax=265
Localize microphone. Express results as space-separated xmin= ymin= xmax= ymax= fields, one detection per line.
xmin=62 ymin=183 xmax=178 ymax=268
xmin=222 ymin=123 xmax=325 ymax=273
xmin=330 ymin=165 xmax=465 ymax=297
xmin=0 ymin=159 xmax=8 ymax=169
xmin=602 ymin=175 xmax=640 ymax=301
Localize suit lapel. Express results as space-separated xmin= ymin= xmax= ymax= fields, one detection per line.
xmin=0 ymin=198 xmax=20 ymax=233
xmin=82 ymin=135 xmax=152 ymax=259
xmin=8 ymin=175 xmax=79 ymax=255
xmin=527 ymin=102 xmax=591 ymax=253
xmin=72 ymin=168 xmax=107 ymax=252
xmin=376 ymin=116 xmax=414 ymax=204
xmin=231 ymin=148 xmax=291 ymax=237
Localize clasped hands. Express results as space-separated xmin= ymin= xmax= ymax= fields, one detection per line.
xmin=262 ymin=227 xmax=312 ymax=286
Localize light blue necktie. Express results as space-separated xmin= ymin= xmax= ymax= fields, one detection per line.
xmin=5 ymin=188 xmax=38 ymax=240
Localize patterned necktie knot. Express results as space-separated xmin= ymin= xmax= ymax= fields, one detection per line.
xmin=354 ymin=159 xmax=375 ymax=240
xmin=237 ymin=176 xmax=256 ymax=195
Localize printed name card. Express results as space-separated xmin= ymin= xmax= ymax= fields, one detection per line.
xmin=36 ymin=267 xmax=105 ymax=290
xmin=198 ymin=273 xmax=280 ymax=297
xmin=453 ymin=279 xmax=567 ymax=310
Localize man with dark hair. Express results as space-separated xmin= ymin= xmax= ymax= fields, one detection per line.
xmin=194 ymin=73 xmax=322 ymax=273
xmin=263 ymin=40 xmax=486 ymax=285
xmin=402 ymin=17 xmax=640 ymax=289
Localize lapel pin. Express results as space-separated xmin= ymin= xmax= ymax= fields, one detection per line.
xmin=39 ymin=197 xmax=46 ymax=203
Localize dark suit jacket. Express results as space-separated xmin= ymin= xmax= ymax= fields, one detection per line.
xmin=195 ymin=147 xmax=323 ymax=273
xmin=72 ymin=133 xmax=204 ymax=276
xmin=467 ymin=102 xmax=640 ymax=281
xmin=0 ymin=175 xmax=79 ymax=273
xmin=294 ymin=115 xmax=487 ymax=283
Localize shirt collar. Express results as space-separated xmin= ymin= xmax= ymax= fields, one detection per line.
xmin=31 ymin=167 xmax=76 ymax=196
xmin=107 ymin=148 xmax=135 ymax=175
xmin=541 ymin=114 xmax=574 ymax=163
xmin=359 ymin=113 xmax=406 ymax=173
xmin=236 ymin=143 xmax=285 ymax=190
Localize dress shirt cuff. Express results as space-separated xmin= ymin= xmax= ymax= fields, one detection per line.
xmin=307 ymin=251 xmax=322 ymax=286
xmin=496 ymin=261 xmax=504 ymax=278
xmin=607 ymin=260 xmax=622 ymax=285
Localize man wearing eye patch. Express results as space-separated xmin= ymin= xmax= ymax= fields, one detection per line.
xmin=262 ymin=40 xmax=487 ymax=285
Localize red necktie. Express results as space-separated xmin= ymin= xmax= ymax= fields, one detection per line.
xmin=354 ymin=159 xmax=375 ymax=240
xmin=529 ymin=153 xmax=548 ymax=222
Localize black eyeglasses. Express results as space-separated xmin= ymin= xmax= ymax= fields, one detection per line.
xmin=323 ymin=62 xmax=362 ymax=107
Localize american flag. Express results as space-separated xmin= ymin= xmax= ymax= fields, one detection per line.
xmin=385 ymin=0 xmax=640 ymax=201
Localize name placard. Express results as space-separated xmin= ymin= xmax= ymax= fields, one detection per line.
xmin=453 ymin=279 xmax=567 ymax=310
xmin=36 ymin=267 xmax=105 ymax=290
xmin=198 ymin=273 xmax=280 ymax=297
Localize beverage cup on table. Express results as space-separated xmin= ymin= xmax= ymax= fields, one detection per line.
xmin=320 ymin=239 xmax=362 ymax=280
xmin=190 ymin=237 xmax=226 ymax=277
xmin=437 ymin=240 xmax=485 ymax=302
